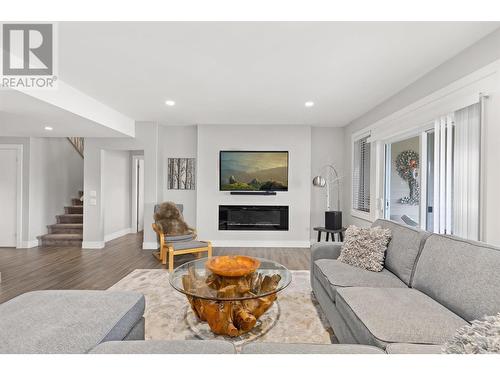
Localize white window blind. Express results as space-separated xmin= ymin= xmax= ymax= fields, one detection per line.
xmin=433 ymin=114 xmax=454 ymax=235
xmin=432 ymin=103 xmax=480 ymax=240
xmin=453 ymin=103 xmax=480 ymax=240
xmin=353 ymin=136 xmax=371 ymax=212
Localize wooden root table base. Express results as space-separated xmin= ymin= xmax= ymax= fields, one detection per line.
xmin=182 ymin=272 xmax=281 ymax=337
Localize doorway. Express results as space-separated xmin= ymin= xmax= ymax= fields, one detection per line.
xmin=384 ymin=136 xmax=421 ymax=227
xmin=0 ymin=145 xmax=22 ymax=247
xmin=131 ymin=155 xmax=145 ymax=233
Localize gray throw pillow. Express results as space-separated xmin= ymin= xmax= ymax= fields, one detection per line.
xmin=442 ymin=313 xmax=500 ymax=354
xmin=338 ymin=225 xmax=391 ymax=272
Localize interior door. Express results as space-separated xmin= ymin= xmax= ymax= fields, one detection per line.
xmin=0 ymin=149 xmax=18 ymax=247
xmin=137 ymin=158 xmax=144 ymax=231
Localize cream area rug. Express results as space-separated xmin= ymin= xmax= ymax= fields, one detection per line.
xmin=109 ymin=269 xmax=334 ymax=347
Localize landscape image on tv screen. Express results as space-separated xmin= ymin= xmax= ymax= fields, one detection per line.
xmin=220 ymin=151 xmax=288 ymax=191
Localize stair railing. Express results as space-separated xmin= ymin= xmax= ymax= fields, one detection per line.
xmin=68 ymin=137 xmax=84 ymax=158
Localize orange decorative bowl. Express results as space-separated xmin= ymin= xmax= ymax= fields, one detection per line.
xmin=206 ymin=256 xmax=261 ymax=277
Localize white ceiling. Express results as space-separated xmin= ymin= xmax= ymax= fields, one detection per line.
xmin=57 ymin=22 xmax=500 ymax=127
xmin=0 ymin=90 xmax=130 ymax=137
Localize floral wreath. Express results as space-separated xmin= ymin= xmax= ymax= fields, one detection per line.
xmin=395 ymin=150 xmax=420 ymax=205
xmin=395 ymin=150 xmax=419 ymax=181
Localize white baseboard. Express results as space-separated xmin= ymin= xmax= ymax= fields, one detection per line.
xmin=82 ymin=228 xmax=132 ymax=249
xmin=104 ymin=228 xmax=132 ymax=243
xmin=19 ymin=240 xmax=39 ymax=248
xmin=142 ymin=241 xmax=159 ymax=250
xmin=82 ymin=241 xmax=105 ymax=249
xmin=210 ymin=240 xmax=311 ymax=248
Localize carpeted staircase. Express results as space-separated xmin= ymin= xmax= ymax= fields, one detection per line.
xmin=38 ymin=190 xmax=83 ymax=247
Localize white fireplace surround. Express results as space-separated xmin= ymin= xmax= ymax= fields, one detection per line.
xmin=196 ymin=125 xmax=313 ymax=248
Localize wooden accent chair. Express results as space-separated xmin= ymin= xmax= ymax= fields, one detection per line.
xmin=152 ymin=204 xmax=212 ymax=272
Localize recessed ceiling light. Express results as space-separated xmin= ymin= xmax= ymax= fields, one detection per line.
xmin=165 ymin=100 xmax=176 ymax=106
xmin=44 ymin=126 xmax=53 ymax=131
xmin=305 ymin=101 xmax=315 ymax=108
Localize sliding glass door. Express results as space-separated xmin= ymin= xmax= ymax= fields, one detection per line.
xmin=384 ymin=136 xmax=421 ymax=227
xmin=383 ymin=102 xmax=480 ymax=240
xmin=424 ymin=131 xmax=435 ymax=231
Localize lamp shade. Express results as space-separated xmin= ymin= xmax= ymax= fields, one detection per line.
xmin=312 ymin=175 xmax=326 ymax=187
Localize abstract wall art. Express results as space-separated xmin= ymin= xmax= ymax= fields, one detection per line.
xmin=168 ymin=158 xmax=196 ymax=190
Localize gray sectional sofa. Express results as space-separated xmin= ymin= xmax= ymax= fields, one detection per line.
xmin=0 ymin=290 xmax=146 ymax=354
xmin=0 ymin=289 xmax=381 ymax=354
xmin=1 ymin=218 xmax=498 ymax=354
xmin=311 ymin=219 xmax=500 ymax=353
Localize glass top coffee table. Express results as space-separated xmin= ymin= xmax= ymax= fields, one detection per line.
xmin=169 ymin=256 xmax=292 ymax=337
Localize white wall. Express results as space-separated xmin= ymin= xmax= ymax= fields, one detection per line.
xmin=83 ymin=124 xmax=340 ymax=248
xmin=342 ymin=28 xmax=500 ymax=246
xmin=28 ymin=138 xmax=84 ymax=242
xmin=83 ymin=122 xmax=160 ymax=249
xmin=158 ymin=126 xmax=197 ymax=226
xmin=344 ymin=29 xmax=500 ymax=135
xmin=196 ymin=125 xmax=311 ymax=247
xmin=102 ymin=150 xmax=132 ymax=240
xmin=310 ymin=127 xmax=345 ymax=240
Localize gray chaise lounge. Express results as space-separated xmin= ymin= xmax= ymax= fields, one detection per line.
xmin=0 ymin=289 xmax=237 ymax=354
xmin=0 ymin=290 xmax=146 ymax=354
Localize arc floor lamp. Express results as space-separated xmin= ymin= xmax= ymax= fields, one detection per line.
xmin=312 ymin=164 xmax=342 ymax=230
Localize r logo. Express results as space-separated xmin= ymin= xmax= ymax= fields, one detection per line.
xmin=2 ymin=24 xmax=53 ymax=76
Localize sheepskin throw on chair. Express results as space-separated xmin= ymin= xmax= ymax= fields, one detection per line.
xmin=154 ymin=202 xmax=195 ymax=235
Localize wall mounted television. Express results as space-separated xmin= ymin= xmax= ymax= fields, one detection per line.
xmin=219 ymin=151 xmax=288 ymax=192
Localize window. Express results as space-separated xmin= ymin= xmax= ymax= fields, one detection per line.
xmin=352 ymin=135 xmax=371 ymax=213
xmin=431 ymin=104 xmax=480 ymax=240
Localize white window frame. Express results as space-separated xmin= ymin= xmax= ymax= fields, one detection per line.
xmin=351 ymin=131 xmax=372 ymax=221
xmin=349 ymin=59 xmax=498 ymax=231
xmin=380 ymin=128 xmax=432 ymax=230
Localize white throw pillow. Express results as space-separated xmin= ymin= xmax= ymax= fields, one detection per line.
xmin=443 ymin=313 xmax=500 ymax=354
xmin=338 ymin=225 xmax=391 ymax=272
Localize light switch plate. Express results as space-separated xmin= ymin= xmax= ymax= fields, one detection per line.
xmin=90 ymin=190 xmax=97 ymax=197
xmin=90 ymin=198 xmax=97 ymax=206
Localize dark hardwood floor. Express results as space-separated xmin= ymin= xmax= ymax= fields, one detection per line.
xmin=0 ymin=232 xmax=310 ymax=303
